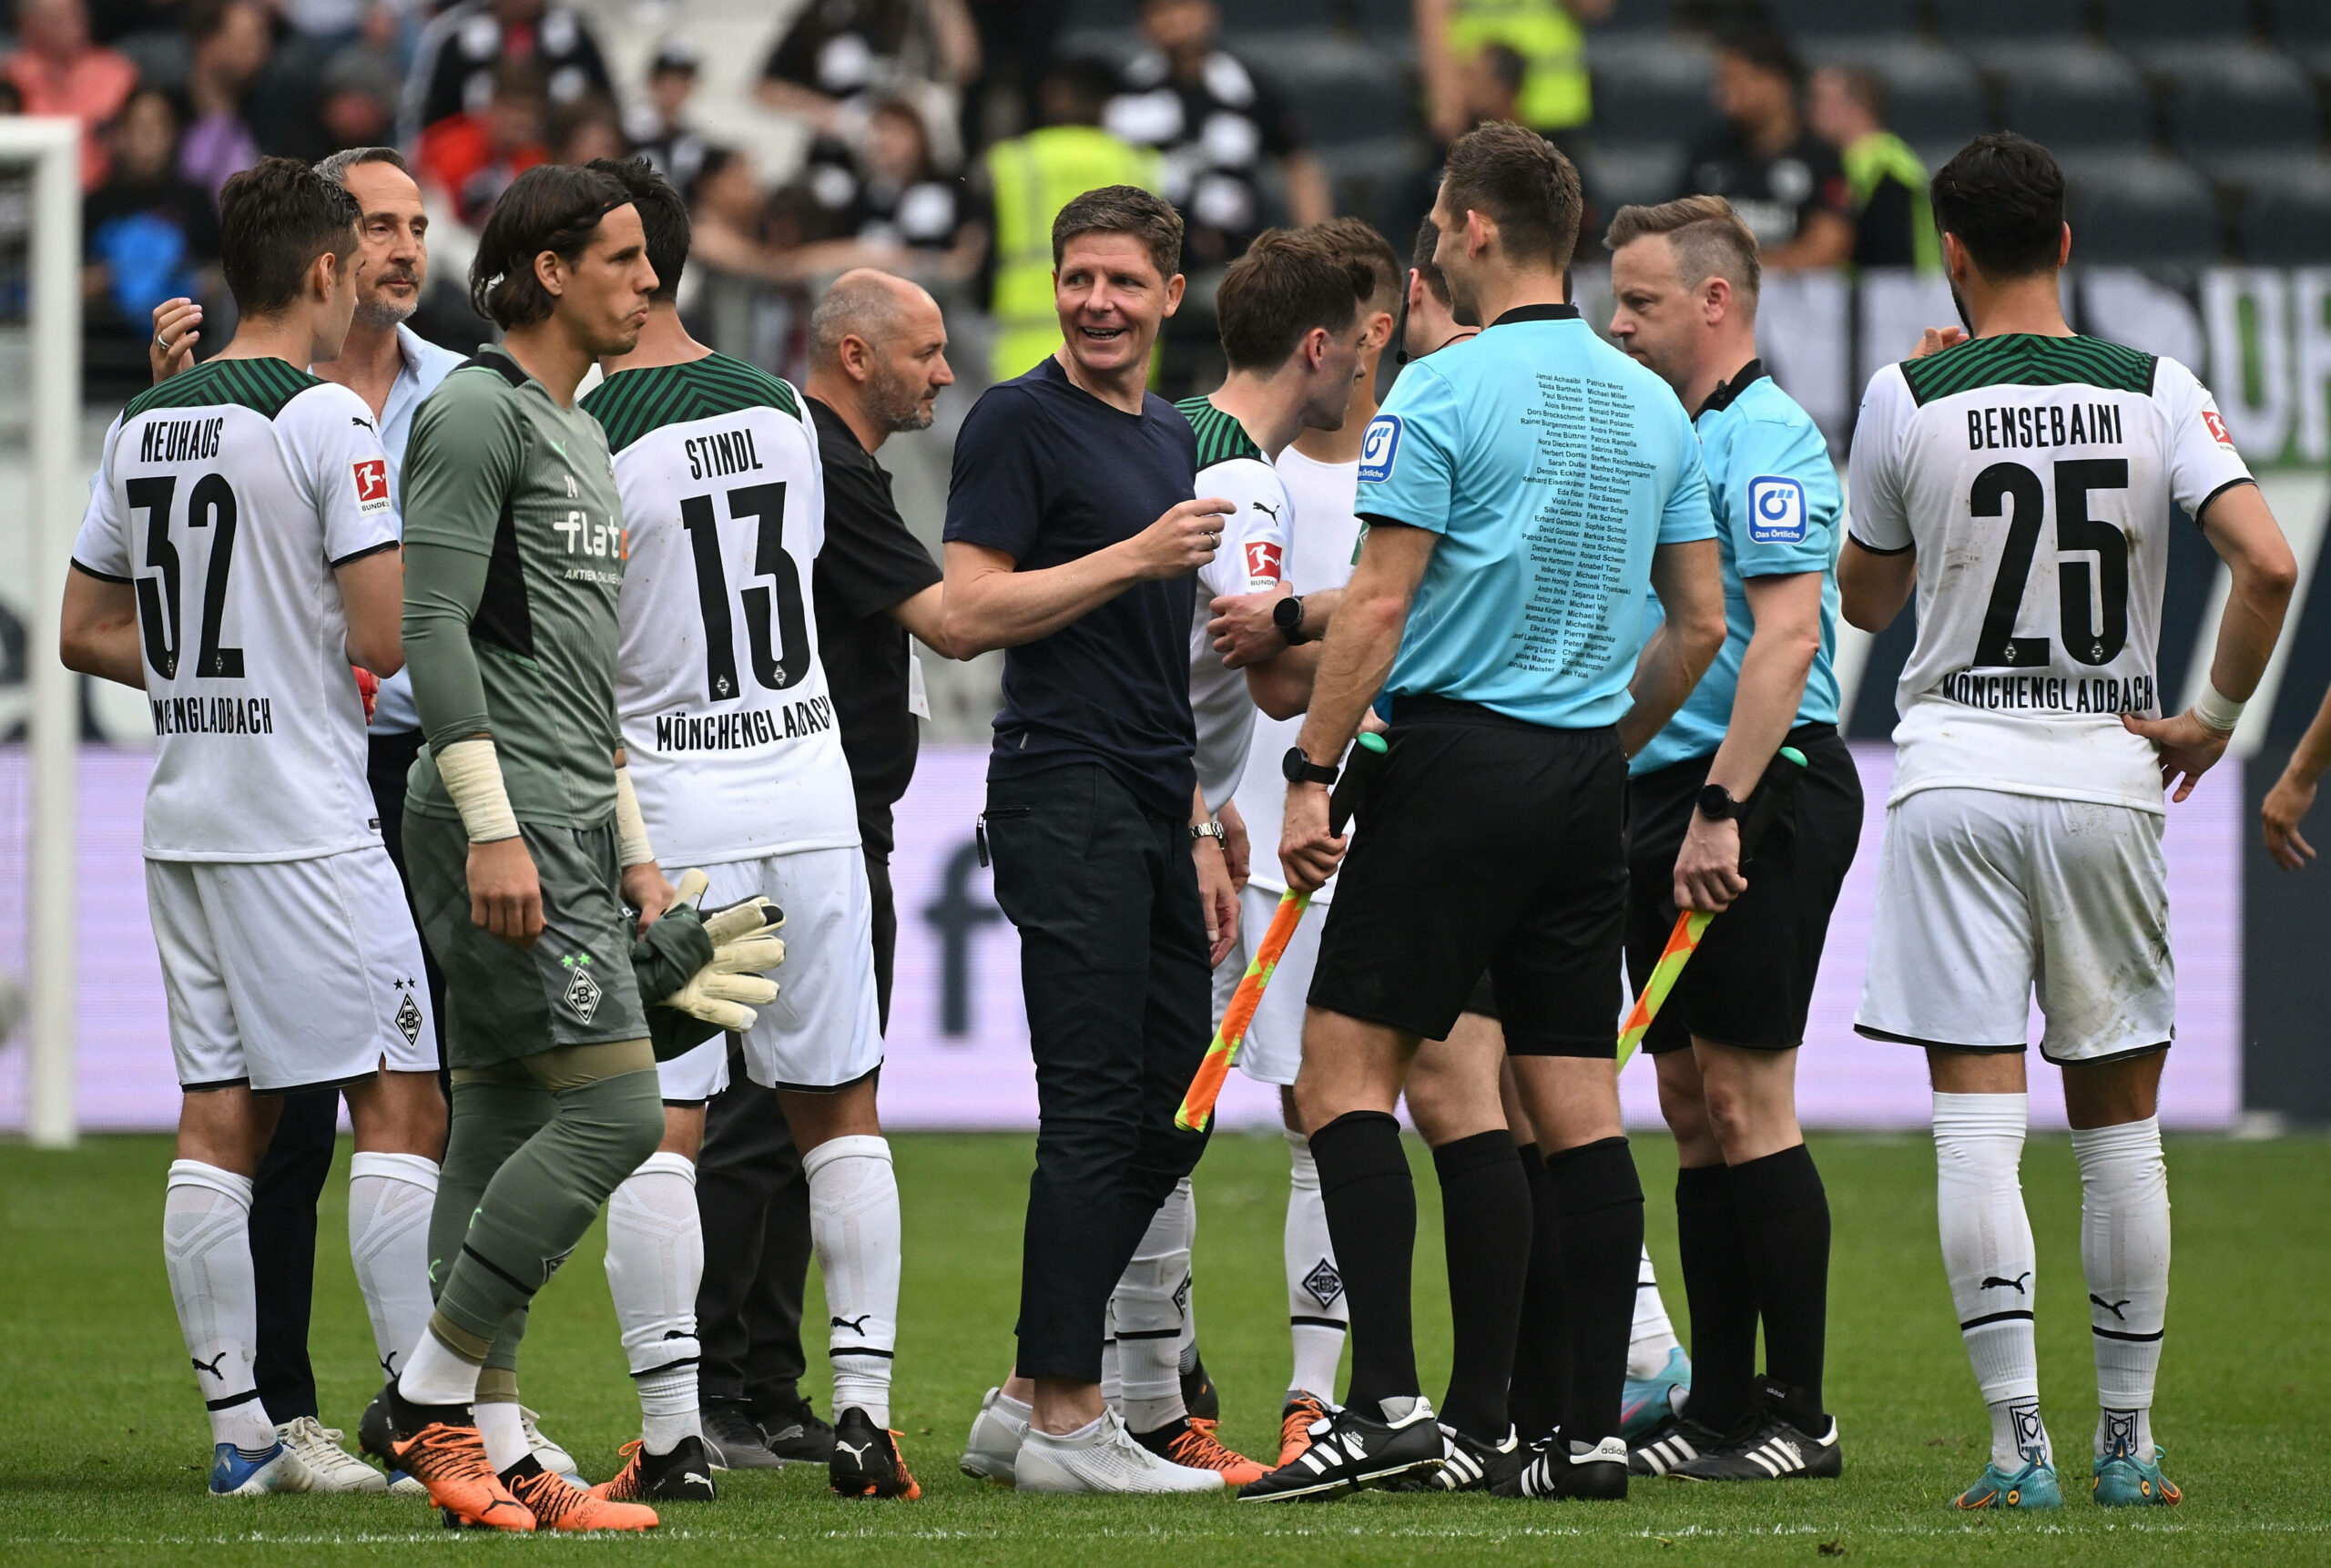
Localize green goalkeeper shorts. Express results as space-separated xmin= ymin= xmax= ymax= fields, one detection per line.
xmin=403 ymin=808 xmax=649 ymax=1069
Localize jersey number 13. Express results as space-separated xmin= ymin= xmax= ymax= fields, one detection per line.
xmin=679 ymin=481 xmax=810 ymax=704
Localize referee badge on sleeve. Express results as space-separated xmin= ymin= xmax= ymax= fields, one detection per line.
xmin=1358 ymin=414 xmax=1403 ymax=484
xmin=1746 ymin=475 xmax=1807 ymax=543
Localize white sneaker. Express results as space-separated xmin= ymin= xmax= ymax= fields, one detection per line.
xmin=962 ymin=1386 xmax=1031 ymax=1484
xmin=274 ymin=1417 xmax=385 ymax=1492
xmin=1016 ymin=1410 xmax=1227 ymax=1494
xmin=519 ymin=1406 xmax=585 ymax=1486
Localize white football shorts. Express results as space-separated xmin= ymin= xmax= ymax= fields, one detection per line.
xmin=1222 ymin=881 xmax=1328 ymax=1089
xmin=148 ymin=846 xmax=436 ymax=1093
xmin=1855 ymin=788 xmax=2173 ymax=1065
xmin=656 ymin=846 xmax=883 ymax=1095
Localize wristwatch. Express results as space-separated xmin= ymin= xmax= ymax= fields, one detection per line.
xmin=1273 ymin=593 xmax=1309 ymax=646
xmin=1283 ymin=746 xmax=1339 ymax=788
xmin=1190 ymin=818 xmax=1227 ymax=842
xmin=1696 ymin=783 xmax=1745 ymax=822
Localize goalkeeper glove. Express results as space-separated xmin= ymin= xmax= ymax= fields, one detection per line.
xmin=632 ymin=869 xmax=788 ymax=1060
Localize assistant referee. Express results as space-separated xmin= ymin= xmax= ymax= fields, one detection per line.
xmin=1241 ymin=123 xmax=1727 ymax=1504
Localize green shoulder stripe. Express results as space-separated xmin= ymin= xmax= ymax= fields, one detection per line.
xmin=584 ymin=351 xmax=801 ymax=453
xmin=123 ymin=356 xmax=324 ymax=422
xmin=1900 ymin=332 xmax=2156 ymax=406
xmin=1175 ymin=393 xmax=1263 ymax=470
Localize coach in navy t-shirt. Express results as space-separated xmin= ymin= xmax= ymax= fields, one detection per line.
xmin=941 ymin=186 xmax=1243 ymax=1492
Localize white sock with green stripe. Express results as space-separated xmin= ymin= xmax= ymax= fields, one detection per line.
xmin=1934 ymin=1093 xmax=2049 ymax=1471
xmin=2072 ymin=1117 xmax=2168 ymax=1464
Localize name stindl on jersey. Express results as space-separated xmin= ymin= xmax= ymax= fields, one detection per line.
xmin=1746 ymin=474 xmax=1807 ymax=543
xmin=1358 ymin=413 xmax=1402 ymax=484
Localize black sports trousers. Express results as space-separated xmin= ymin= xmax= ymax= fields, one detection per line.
xmin=251 ymin=727 xmax=446 ymax=1421
xmin=983 ymin=761 xmax=1213 ymax=1382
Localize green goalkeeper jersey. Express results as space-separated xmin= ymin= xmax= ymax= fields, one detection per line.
xmin=401 ymin=345 xmax=630 ymax=829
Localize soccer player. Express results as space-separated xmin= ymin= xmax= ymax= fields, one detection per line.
xmin=381 ymin=162 xmax=680 ymax=1533
xmin=147 ymin=146 xmax=480 ymax=1494
xmin=1093 ymin=226 xmax=1368 ymax=1490
xmin=1604 ymin=195 xmax=1859 ymax=1481
xmin=1841 ymin=133 xmax=2295 ymax=1511
xmin=60 ymin=157 xmax=435 ymax=1498
xmin=1242 ymin=123 xmax=1725 ymax=1503
xmin=582 ymin=158 xmax=918 ymax=1502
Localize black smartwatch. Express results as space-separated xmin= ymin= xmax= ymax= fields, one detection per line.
xmin=1273 ymin=593 xmax=1308 ymax=646
xmin=1696 ymin=783 xmax=1745 ymax=822
xmin=1282 ymin=746 xmax=1338 ymax=788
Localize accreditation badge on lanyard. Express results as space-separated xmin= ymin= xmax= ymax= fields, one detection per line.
xmin=908 ymin=647 xmax=931 ymax=720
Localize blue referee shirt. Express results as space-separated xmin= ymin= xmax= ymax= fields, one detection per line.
xmin=1356 ymin=303 xmax=1715 ymax=729
xmin=1631 ymin=361 xmax=1842 ymax=776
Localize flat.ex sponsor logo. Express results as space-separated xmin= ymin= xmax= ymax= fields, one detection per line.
xmin=1746 ymin=474 xmax=1807 ymax=544
xmin=1357 ymin=413 xmax=1402 ymax=484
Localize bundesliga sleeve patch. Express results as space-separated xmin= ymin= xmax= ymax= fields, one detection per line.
xmin=1358 ymin=414 xmax=1402 ymax=484
xmin=1746 ymin=474 xmax=1807 ymax=543
xmin=351 ymin=457 xmax=392 ymax=514
xmin=2203 ymin=408 xmax=2236 ymax=450
xmin=1243 ymin=537 xmax=1283 ymax=583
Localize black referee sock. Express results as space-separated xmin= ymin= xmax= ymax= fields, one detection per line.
xmin=1430 ymin=1131 xmax=1532 ymax=1443
xmin=1543 ymin=1136 xmax=1644 ymax=1446
xmin=1308 ymin=1110 xmax=1421 ymax=1413
xmin=1729 ymin=1143 xmax=1831 ymax=1419
xmin=1510 ymin=1142 xmax=1573 ymax=1441
xmin=1675 ymin=1163 xmax=1758 ymax=1434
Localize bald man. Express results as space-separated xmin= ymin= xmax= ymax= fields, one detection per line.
xmin=689 ymin=270 xmax=956 ymax=1471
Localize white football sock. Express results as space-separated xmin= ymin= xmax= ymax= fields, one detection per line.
xmin=1100 ymin=1309 xmax=1121 ymax=1408
xmin=1283 ymin=1131 xmax=1347 ymax=1401
xmin=348 ymin=1151 xmax=439 ymax=1382
xmin=1111 ymin=1177 xmax=1192 ymax=1433
xmin=605 ymin=1151 xmax=704 ymax=1454
xmin=476 ymin=1399 xmax=528 ymax=1472
xmin=163 ymin=1160 xmax=275 ymax=1453
xmin=1627 ymin=1244 xmax=1685 ymax=1380
xmin=1935 ymin=1091 xmax=2049 ymax=1470
xmin=806 ymin=1134 xmax=901 ymax=1429
xmin=1177 ymin=1177 xmax=1200 ymax=1377
xmin=397 ymin=1324 xmax=483 ymax=1408
xmin=2071 ymin=1116 xmax=2169 ymax=1463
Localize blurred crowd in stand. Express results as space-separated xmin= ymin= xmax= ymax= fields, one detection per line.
xmin=5 ymin=0 xmax=2327 ymax=403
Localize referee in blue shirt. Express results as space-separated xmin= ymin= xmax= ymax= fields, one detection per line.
xmin=1242 ymin=124 xmax=1728 ymax=1503
xmin=1603 ymin=197 xmax=1859 ymax=1483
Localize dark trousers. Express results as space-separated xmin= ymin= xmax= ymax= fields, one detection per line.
xmin=250 ymin=727 xmax=443 ymax=1421
xmin=983 ymin=763 xmax=1212 ymax=1382
xmin=693 ymin=848 xmax=896 ymax=1413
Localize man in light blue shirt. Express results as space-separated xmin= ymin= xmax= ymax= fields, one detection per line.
xmin=1243 ymin=123 xmax=1727 ymax=1505
xmin=1603 ymin=194 xmax=1863 ymax=1485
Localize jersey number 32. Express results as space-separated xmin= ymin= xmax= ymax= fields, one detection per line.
xmin=129 ymin=473 xmax=242 ymax=680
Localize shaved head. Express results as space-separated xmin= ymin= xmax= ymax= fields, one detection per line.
xmin=806 ymin=267 xmax=952 ymax=439
xmin=810 ymin=268 xmax=931 ymax=362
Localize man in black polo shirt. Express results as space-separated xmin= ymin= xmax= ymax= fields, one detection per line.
xmin=689 ymin=268 xmax=960 ymax=1472
xmin=943 ymin=184 xmax=1240 ymax=1495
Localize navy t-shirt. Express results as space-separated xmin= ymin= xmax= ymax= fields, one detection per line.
xmin=943 ymin=356 xmax=1200 ymax=818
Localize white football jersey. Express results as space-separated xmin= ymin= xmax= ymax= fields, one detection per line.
xmin=586 ymin=354 xmax=859 ymax=866
xmin=1233 ymin=446 xmax=1364 ymax=901
xmin=1179 ymin=396 xmax=1293 ymax=809
xmin=74 ymin=359 xmax=400 ymax=861
xmin=1849 ymin=334 xmax=2253 ymax=814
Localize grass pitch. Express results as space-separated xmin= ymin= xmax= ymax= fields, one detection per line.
xmin=1 ymin=1129 xmax=2324 ymax=1564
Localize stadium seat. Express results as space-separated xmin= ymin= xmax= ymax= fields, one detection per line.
xmin=2265 ymin=0 xmax=2331 ymax=76
xmin=1580 ymin=141 xmax=1686 ymax=212
xmin=2234 ymin=162 xmax=2331 ymax=264
xmin=1588 ymin=34 xmax=1715 ymax=145
xmin=2164 ymin=49 xmax=2323 ymax=180
xmin=1593 ymin=0 xmax=1676 ymax=34
xmin=2062 ymin=155 xmax=2224 ymax=267
xmin=1935 ymin=0 xmax=2087 ymax=61
xmin=1810 ymin=40 xmax=1986 ymax=150
xmin=1764 ymin=0 xmax=1919 ymax=42
xmin=2098 ymin=0 xmax=2257 ymax=61
xmin=1994 ymin=47 xmax=2154 ymax=157
xmin=1256 ymin=32 xmax=1410 ymax=148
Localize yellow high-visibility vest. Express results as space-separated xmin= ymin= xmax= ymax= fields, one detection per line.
xmin=984 ymin=125 xmax=1165 ymax=382
xmin=1446 ymin=0 xmax=1592 ymax=135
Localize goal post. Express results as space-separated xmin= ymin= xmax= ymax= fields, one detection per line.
xmin=5 ymin=117 xmax=82 ymax=1148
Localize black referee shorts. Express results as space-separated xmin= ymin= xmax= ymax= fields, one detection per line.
xmin=1624 ymin=723 xmax=1863 ymax=1055
xmin=1308 ymin=698 xmax=1626 ymax=1057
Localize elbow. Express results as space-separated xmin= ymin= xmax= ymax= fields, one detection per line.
xmin=2254 ymin=545 xmax=2301 ymax=610
xmin=1256 ymin=684 xmax=1308 ymax=723
xmin=939 ymin=606 xmax=993 ymax=659
xmin=1839 ymin=588 xmax=1890 ymax=635
xmin=1684 ymin=609 xmax=1728 ymax=672
xmin=57 ymin=627 xmax=97 ymax=676
xmin=352 ymin=641 xmax=404 ymax=679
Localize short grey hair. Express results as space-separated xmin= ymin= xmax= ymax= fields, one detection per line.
xmin=809 ymin=269 xmax=914 ymax=361
xmin=312 ymin=146 xmax=409 ymax=188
